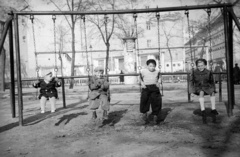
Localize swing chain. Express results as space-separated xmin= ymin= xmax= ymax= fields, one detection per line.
xmin=82 ymin=14 xmax=90 ymax=79
xmin=133 ymin=13 xmax=137 ymax=21
xmin=52 ymin=15 xmax=57 ymax=75
xmin=81 ymin=15 xmax=85 ymax=22
xmin=104 ymin=14 xmax=108 ymax=24
xmin=30 ymin=15 xmax=39 ymax=78
xmin=185 ymin=10 xmax=194 ymax=69
xmin=207 ymin=8 xmax=213 ymax=71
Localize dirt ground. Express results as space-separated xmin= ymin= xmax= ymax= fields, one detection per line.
xmin=0 ymin=82 xmax=240 ymax=157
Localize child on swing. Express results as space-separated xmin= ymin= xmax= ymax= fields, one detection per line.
xmin=140 ymin=59 xmax=162 ymax=124
xmin=89 ymin=66 xmax=110 ymax=120
xmin=190 ymin=59 xmax=218 ymax=124
xmin=33 ymin=72 xmax=61 ymax=113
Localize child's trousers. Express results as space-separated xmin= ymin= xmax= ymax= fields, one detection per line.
xmin=140 ymin=84 xmax=162 ymax=115
xmin=90 ymin=94 xmax=109 ymax=111
xmin=40 ymin=96 xmax=56 ymax=112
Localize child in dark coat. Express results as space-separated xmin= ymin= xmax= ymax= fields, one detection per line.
xmin=89 ymin=67 xmax=110 ymax=120
xmin=189 ymin=59 xmax=218 ymax=124
xmin=33 ymin=72 xmax=61 ymax=113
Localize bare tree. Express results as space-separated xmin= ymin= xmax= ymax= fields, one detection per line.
xmin=56 ymin=24 xmax=69 ymax=76
xmin=48 ymin=0 xmax=92 ymax=88
xmin=88 ymin=0 xmax=116 ymax=74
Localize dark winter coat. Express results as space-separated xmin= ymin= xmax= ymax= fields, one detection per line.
xmin=33 ymin=78 xmax=61 ymax=99
xmin=189 ymin=69 xmax=216 ymax=95
xmin=88 ymin=76 xmax=110 ymax=100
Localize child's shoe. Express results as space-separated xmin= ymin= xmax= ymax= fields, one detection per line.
xmin=41 ymin=110 xmax=45 ymax=114
xmin=211 ymin=109 xmax=219 ymax=115
xmin=102 ymin=110 xmax=108 ymax=120
xmin=51 ymin=110 xmax=55 ymax=113
xmin=141 ymin=113 xmax=148 ymax=123
xmin=153 ymin=115 xmax=158 ymax=124
xmin=92 ymin=111 xmax=97 ymax=120
xmin=202 ymin=110 xmax=207 ymax=124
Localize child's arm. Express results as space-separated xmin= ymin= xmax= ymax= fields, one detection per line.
xmin=54 ymin=77 xmax=61 ymax=87
xmin=89 ymin=77 xmax=100 ymax=90
xmin=209 ymin=71 xmax=216 ymax=91
xmin=156 ymin=71 xmax=162 ymax=87
xmin=139 ymin=71 xmax=146 ymax=88
xmin=32 ymin=80 xmax=40 ymax=88
xmin=100 ymin=77 xmax=109 ymax=90
xmin=189 ymin=71 xmax=195 ymax=94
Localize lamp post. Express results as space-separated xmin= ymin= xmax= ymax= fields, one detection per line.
xmin=89 ymin=44 xmax=93 ymax=74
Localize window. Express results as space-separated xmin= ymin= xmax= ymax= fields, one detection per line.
xmin=147 ymin=40 xmax=151 ymax=48
xmin=166 ymin=64 xmax=169 ymax=67
xmin=173 ymin=64 xmax=176 ymax=67
xmin=146 ymin=21 xmax=151 ymax=30
xmin=178 ymin=63 xmax=181 ymax=67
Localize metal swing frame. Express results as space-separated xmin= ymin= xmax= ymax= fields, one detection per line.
xmin=0 ymin=3 xmax=238 ymax=126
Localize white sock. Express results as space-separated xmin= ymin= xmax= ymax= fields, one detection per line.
xmin=199 ymin=98 xmax=205 ymax=111
xmin=210 ymin=96 xmax=216 ymax=110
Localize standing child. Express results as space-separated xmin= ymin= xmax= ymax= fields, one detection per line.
xmin=190 ymin=59 xmax=218 ymax=124
xmin=140 ymin=59 xmax=162 ymax=124
xmin=89 ymin=67 xmax=110 ymax=120
xmin=33 ymin=72 xmax=61 ymax=113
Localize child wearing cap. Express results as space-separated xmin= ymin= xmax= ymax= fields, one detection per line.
xmin=140 ymin=59 xmax=162 ymax=124
xmin=89 ymin=66 xmax=110 ymax=120
xmin=33 ymin=72 xmax=61 ymax=113
xmin=189 ymin=58 xmax=218 ymax=124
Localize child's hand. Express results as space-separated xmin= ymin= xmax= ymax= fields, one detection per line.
xmin=54 ymin=77 xmax=59 ymax=82
xmin=191 ymin=93 xmax=196 ymax=97
xmin=156 ymin=83 xmax=160 ymax=88
xmin=141 ymin=82 xmax=146 ymax=89
xmin=34 ymin=80 xmax=40 ymax=85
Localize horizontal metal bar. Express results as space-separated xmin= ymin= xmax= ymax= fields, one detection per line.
xmin=13 ymin=3 xmax=232 ymax=16
xmin=0 ymin=16 xmax=13 ymax=54
xmin=7 ymin=72 xmax=226 ymax=82
xmin=36 ymin=45 xmax=208 ymax=55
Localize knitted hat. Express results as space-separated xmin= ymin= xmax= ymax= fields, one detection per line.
xmin=94 ymin=66 xmax=104 ymax=72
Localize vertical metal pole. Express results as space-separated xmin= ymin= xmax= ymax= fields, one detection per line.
xmin=219 ymin=72 xmax=222 ymax=102
xmin=228 ymin=10 xmax=235 ymax=109
xmin=223 ymin=7 xmax=233 ymax=116
xmin=14 ymin=14 xmax=23 ymax=125
xmin=187 ymin=73 xmax=191 ymax=102
xmin=61 ymin=78 xmax=66 ymax=108
xmin=9 ymin=18 xmax=15 ymax=118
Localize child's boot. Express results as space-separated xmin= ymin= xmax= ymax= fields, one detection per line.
xmin=202 ymin=110 xmax=207 ymax=124
xmin=92 ymin=111 xmax=97 ymax=120
xmin=141 ymin=113 xmax=148 ymax=124
xmin=102 ymin=110 xmax=108 ymax=120
xmin=211 ymin=109 xmax=218 ymax=123
xmin=211 ymin=109 xmax=219 ymax=115
xmin=153 ymin=115 xmax=158 ymax=125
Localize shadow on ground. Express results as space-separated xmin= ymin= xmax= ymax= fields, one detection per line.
xmin=100 ymin=109 xmax=128 ymax=127
xmin=0 ymin=99 xmax=88 ymax=133
xmin=55 ymin=112 xmax=88 ymax=126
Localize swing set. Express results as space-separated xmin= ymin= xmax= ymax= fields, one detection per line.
xmin=0 ymin=3 xmax=239 ymax=126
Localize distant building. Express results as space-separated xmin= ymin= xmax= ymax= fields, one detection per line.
xmin=184 ymin=13 xmax=240 ymax=72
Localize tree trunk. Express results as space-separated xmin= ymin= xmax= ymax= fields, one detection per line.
xmin=69 ymin=23 xmax=75 ymax=89
xmin=105 ymin=42 xmax=110 ymax=75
